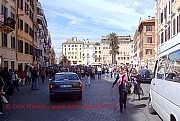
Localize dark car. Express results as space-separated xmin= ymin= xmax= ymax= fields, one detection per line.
xmin=49 ymin=72 xmax=82 ymax=101
xmin=138 ymin=69 xmax=153 ymax=83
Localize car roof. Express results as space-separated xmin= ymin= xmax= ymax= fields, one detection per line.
xmin=56 ymin=72 xmax=76 ymax=75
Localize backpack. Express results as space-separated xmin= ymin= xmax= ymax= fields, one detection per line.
xmin=6 ymin=84 xmax=14 ymax=96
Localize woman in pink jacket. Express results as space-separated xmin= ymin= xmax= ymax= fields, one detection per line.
xmin=112 ymin=66 xmax=128 ymax=113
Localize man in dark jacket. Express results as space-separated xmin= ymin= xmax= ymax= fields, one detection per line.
xmin=31 ymin=67 xmax=39 ymax=90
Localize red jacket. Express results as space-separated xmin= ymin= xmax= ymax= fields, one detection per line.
xmin=21 ymin=72 xmax=27 ymax=79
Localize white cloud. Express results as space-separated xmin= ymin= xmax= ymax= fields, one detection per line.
xmin=39 ymin=0 xmax=155 ymax=57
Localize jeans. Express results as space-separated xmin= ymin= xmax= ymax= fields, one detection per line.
xmin=31 ymin=78 xmax=38 ymax=89
xmin=118 ymin=84 xmax=127 ymax=111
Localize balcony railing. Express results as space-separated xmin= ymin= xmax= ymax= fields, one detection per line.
xmin=0 ymin=16 xmax=16 ymax=33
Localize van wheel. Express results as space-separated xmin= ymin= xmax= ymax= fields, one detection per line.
xmin=50 ymin=95 xmax=53 ymax=101
xmin=78 ymin=95 xmax=82 ymax=100
xmin=148 ymin=96 xmax=156 ymax=114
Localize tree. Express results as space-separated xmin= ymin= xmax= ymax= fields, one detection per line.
xmin=108 ymin=32 xmax=119 ymax=65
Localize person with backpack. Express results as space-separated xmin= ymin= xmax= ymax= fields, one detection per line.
xmin=112 ymin=66 xmax=127 ymax=113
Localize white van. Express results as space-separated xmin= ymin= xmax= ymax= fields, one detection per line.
xmin=149 ymin=34 xmax=180 ymax=121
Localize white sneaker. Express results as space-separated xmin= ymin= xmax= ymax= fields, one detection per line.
xmin=0 ymin=112 xmax=2 ymax=115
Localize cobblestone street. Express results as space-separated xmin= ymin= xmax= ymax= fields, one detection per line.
xmin=0 ymin=76 xmax=161 ymax=121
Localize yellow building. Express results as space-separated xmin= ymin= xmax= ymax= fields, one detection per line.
xmin=100 ymin=35 xmax=131 ymax=65
xmin=16 ymin=0 xmax=39 ymax=71
xmin=62 ymin=37 xmax=84 ymax=65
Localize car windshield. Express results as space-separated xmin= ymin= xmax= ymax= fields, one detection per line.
xmin=139 ymin=69 xmax=152 ymax=75
xmin=55 ymin=74 xmax=79 ymax=81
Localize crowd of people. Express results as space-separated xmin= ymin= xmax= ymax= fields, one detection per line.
xmin=0 ymin=64 xmax=144 ymax=114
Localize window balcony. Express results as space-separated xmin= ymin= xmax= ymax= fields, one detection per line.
xmin=0 ymin=16 xmax=16 ymax=33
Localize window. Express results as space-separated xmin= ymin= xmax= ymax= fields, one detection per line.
xmin=18 ymin=19 xmax=23 ymax=30
xmin=147 ymin=37 xmax=152 ymax=43
xmin=165 ymin=29 xmax=167 ymax=42
xmin=161 ymin=12 xmax=163 ymax=23
xmin=146 ymin=26 xmax=152 ymax=31
xmin=2 ymin=33 xmax=7 ymax=47
xmin=127 ymin=57 xmax=129 ymax=60
xmin=25 ymin=42 xmax=29 ymax=54
xmin=146 ymin=49 xmax=152 ymax=55
xmin=177 ymin=15 xmax=180 ymax=33
xmin=173 ymin=18 xmax=176 ymax=35
xmin=18 ymin=40 xmax=23 ymax=53
xmin=25 ymin=2 xmax=29 ymax=15
xmin=168 ymin=26 xmax=171 ymax=40
xmin=11 ymin=12 xmax=15 ymax=20
xmin=161 ymin=32 xmax=164 ymax=44
xmin=11 ymin=36 xmax=15 ymax=49
xmin=19 ymin=0 xmax=23 ymax=11
xmin=169 ymin=1 xmax=171 ymax=14
xmin=121 ymin=57 xmax=123 ymax=60
xmin=165 ymin=50 xmax=180 ymax=82
xmin=118 ymin=57 xmax=120 ymax=60
xmin=25 ymin=23 xmax=28 ymax=33
xmin=157 ymin=56 xmax=166 ymax=79
xmin=172 ymin=0 xmax=174 ymax=3
xmin=164 ymin=5 xmax=167 ymax=20
xmin=64 ymin=45 xmax=66 ymax=47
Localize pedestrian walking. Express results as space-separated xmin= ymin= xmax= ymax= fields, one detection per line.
xmin=40 ymin=68 xmax=46 ymax=83
xmin=85 ymin=69 xmax=91 ymax=86
xmin=12 ymin=70 xmax=19 ymax=92
xmin=21 ymin=71 xmax=27 ymax=85
xmin=97 ymin=66 xmax=102 ymax=79
xmin=112 ymin=66 xmax=127 ymax=113
xmin=31 ymin=67 xmax=39 ymax=90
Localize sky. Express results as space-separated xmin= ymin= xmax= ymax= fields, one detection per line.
xmin=38 ymin=0 xmax=155 ymax=58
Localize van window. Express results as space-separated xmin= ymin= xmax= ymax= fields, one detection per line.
xmin=165 ymin=50 xmax=180 ymax=82
xmin=157 ymin=56 xmax=166 ymax=79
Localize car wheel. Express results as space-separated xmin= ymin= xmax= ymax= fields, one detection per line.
xmin=148 ymin=96 xmax=156 ymax=114
xmin=78 ymin=95 xmax=82 ymax=100
xmin=50 ymin=95 xmax=54 ymax=101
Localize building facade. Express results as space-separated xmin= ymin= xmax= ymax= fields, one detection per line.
xmin=116 ymin=35 xmax=131 ymax=65
xmin=62 ymin=37 xmax=84 ymax=65
xmin=133 ymin=30 xmax=141 ymax=66
xmin=82 ymin=40 xmax=95 ymax=65
xmin=100 ymin=35 xmax=131 ymax=65
xmin=37 ymin=1 xmax=48 ymax=68
xmin=0 ymin=0 xmax=54 ymax=70
xmin=155 ymin=0 xmax=180 ymax=52
xmin=0 ymin=0 xmax=16 ymax=70
xmin=137 ymin=17 xmax=156 ymax=70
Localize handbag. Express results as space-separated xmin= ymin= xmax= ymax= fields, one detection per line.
xmin=1 ymin=95 xmax=8 ymax=103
